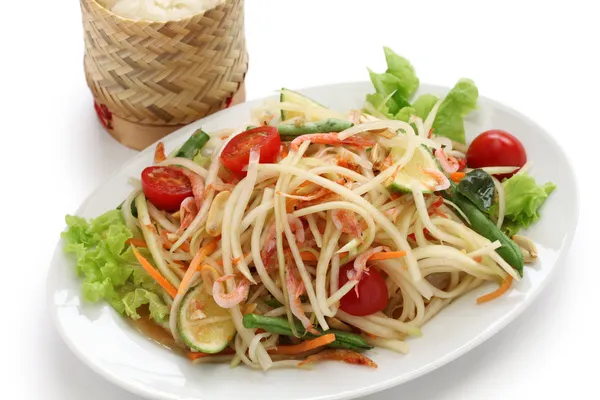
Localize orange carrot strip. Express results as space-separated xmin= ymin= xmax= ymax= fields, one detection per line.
xmin=477 ymin=276 xmax=513 ymax=304
xmin=286 ymin=198 xmax=298 ymax=213
xmin=132 ymin=246 xmax=177 ymax=298
xmin=126 ymin=238 xmax=148 ymax=248
xmin=367 ymin=251 xmax=407 ymax=261
xmin=268 ymin=334 xmax=336 ymax=355
xmin=179 ymin=242 xmax=191 ymax=252
xmin=187 ymin=348 xmax=236 ymax=361
xmin=217 ymin=253 xmax=249 ymax=266
xmin=178 ymin=237 xmax=220 ymax=295
xmin=281 ymin=143 xmax=289 ymax=159
xmin=300 ymin=252 xmax=348 ymax=262
xmin=299 ymin=251 xmax=318 ymax=262
xmin=450 ymin=172 xmax=466 ymax=182
xmin=473 ymin=256 xmax=483 ymax=263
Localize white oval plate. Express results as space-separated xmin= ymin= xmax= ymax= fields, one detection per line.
xmin=48 ymin=82 xmax=578 ymax=400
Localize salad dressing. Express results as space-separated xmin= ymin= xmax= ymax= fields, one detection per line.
xmin=129 ymin=308 xmax=182 ymax=354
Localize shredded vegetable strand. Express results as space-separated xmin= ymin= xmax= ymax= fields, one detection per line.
xmin=257 ymin=164 xmax=433 ymax=299
xmin=251 ymin=188 xmax=284 ymax=303
xmin=230 ymin=149 xmax=261 ymax=282
xmin=222 ymin=182 xmax=273 ymax=370
xmin=135 ymin=194 xmax=181 ymax=287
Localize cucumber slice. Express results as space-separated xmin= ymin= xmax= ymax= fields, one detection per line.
xmin=178 ymin=285 xmax=235 ymax=354
xmin=388 ymin=145 xmax=441 ymax=193
xmin=280 ymin=88 xmax=334 ymax=122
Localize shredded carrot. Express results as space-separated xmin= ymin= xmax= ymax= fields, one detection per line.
xmin=300 ymin=252 xmax=348 ymax=262
xmin=368 ymin=251 xmax=406 ymax=261
xmin=187 ymin=348 xmax=236 ymax=361
xmin=178 ymin=237 xmax=220 ymax=295
xmin=132 ymin=246 xmax=177 ymax=298
xmin=268 ymin=333 xmax=336 ymax=355
xmin=477 ymin=276 xmax=513 ymax=304
xmin=286 ymin=198 xmax=298 ymax=213
xmin=363 ymin=331 xmax=377 ymax=339
xmin=130 ymin=237 xmax=191 ymax=253
xmin=179 ymin=242 xmax=191 ymax=252
xmin=126 ymin=238 xmax=148 ymax=248
xmin=280 ymin=143 xmax=289 ymax=159
xmin=473 ymin=256 xmax=483 ymax=263
xmin=299 ymin=251 xmax=318 ymax=262
xmin=450 ymin=172 xmax=466 ymax=182
xmin=217 ymin=253 xmax=249 ymax=266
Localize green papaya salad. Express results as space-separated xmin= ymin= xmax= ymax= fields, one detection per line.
xmin=61 ymin=47 xmax=555 ymax=371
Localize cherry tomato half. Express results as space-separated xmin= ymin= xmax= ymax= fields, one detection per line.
xmin=339 ymin=263 xmax=388 ymax=316
xmin=466 ymin=130 xmax=527 ymax=180
xmin=220 ymin=126 xmax=281 ymax=177
xmin=141 ymin=166 xmax=193 ymax=212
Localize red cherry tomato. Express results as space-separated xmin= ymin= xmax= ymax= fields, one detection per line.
xmin=220 ymin=126 xmax=281 ymax=177
xmin=339 ymin=263 xmax=388 ymax=316
xmin=141 ymin=166 xmax=193 ymax=212
xmin=466 ymin=130 xmax=527 ymax=180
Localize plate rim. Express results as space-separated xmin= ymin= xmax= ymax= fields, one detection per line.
xmin=48 ymin=81 xmax=580 ymax=400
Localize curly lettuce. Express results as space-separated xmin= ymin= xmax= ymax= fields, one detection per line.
xmin=501 ymin=174 xmax=557 ymax=236
xmin=61 ymin=210 xmax=169 ymax=323
xmin=411 ymin=94 xmax=439 ymax=120
xmin=364 ymin=47 xmax=479 ymax=143
xmin=366 ymin=48 xmax=419 ymax=116
xmin=432 ymin=78 xmax=478 ymax=143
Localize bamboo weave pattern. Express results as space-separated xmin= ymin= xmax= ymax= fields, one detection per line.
xmin=81 ymin=0 xmax=248 ymax=126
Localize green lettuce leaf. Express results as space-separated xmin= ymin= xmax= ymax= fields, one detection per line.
xmin=383 ymin=47 xmax=420 ymax=99
xmin=368 ymin=70 xmax=410 ymax=110
xmin=501 ymin=174 xmax=557 ymax=235
xmin=365 ymin=48 xmax=419 ymax=118
xmin=395 ymin=106 xmax=417 ymax=122
xmin=502 ymin=219 xmax=522 ymax=238
xmin=432 ymin=78 xmax=479 ymax=143
xmin=61 ymin=210 xmax=169 ymax=323
xmin=122 ymin=288 xmax=170 ymax=321
xmin=411 ymin=94 xmax=439 ymax=120
xmin=364 ymin=92 xmax=396 ymax=119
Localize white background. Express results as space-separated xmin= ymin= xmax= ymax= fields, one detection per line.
xmin=1 ymin=0 xmax=598 ymax=399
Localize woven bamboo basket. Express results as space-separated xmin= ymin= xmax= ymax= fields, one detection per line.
xmin=81 ymin=0 xmax=248 ymax=150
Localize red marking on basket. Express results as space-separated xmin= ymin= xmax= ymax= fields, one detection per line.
xmin=94 ymin=101 xmax=113 ymax=129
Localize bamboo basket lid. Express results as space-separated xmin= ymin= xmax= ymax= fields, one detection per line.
xmin=80 ymin=0 xmax=248 ymax=150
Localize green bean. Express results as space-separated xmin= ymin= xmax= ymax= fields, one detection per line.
xmin=176 ymin=130 xmax=210 ymax=159
xmin=242 ymin=314 xmax=373 ymax=351
xmin=442 ymin=183 xmax=524 ymax=275
xmin=243 ymin=314 xmax=294 ymax=336
xmin=277 ymin=118 xmax=353 ymax=136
